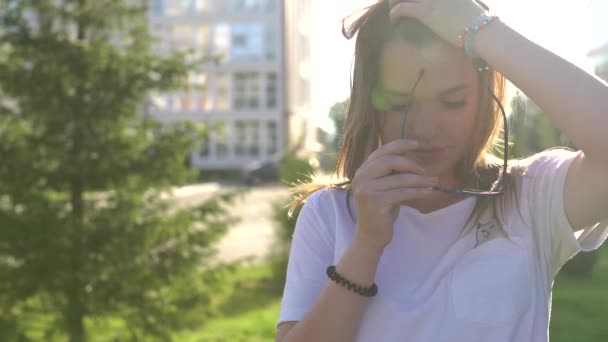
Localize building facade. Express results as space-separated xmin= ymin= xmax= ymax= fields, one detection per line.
xmin=147 ymin=0 xmax=316 ymax=171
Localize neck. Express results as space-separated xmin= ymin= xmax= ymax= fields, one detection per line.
xmin=403 ymin=191 xmax=468 ymax=214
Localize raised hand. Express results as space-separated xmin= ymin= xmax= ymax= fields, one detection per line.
xmin=352 ymin=139 xmax=438 ymax=250
xmin=388 ymin=0 xmax=488 ymax=48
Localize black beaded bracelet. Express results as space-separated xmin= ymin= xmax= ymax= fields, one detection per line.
xmin=326 ymin=265 xmax=378 ymax=297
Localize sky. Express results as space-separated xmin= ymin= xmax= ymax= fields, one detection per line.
xmin=310 ymin=0 xmax=608 ymax=133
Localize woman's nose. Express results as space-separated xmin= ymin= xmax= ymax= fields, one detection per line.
xmin=404 ymin=104 xmax=441 ymax=139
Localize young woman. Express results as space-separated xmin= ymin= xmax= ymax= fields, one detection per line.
xmin=276 ymin=0 xmax=608 ymax=341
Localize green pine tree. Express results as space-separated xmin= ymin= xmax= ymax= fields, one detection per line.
xmin=0 ymin=1 xmax=236 ymax=341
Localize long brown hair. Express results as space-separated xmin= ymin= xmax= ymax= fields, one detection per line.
xmin=289 ymin=0 xmax=517 ymax=232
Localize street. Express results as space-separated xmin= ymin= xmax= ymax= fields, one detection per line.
xmin=216 ymin=183 xmax=290 ymax=263
xmin=170 ymin=182 xmax=291 ymax=264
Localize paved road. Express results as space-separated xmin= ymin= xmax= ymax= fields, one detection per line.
xmin=170 ymin=182 xmax=290 ymax=264
xmin=216 ymin=184 xmax=290 ymax=263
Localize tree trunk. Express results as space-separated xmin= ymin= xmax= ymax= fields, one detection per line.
xmin=66 ymin=289 xmax=86 ymax=342
xmin=66 ymin=2 xmax=88 ymax=340
xmin=66 ymin=177 xmax=86 ymax=342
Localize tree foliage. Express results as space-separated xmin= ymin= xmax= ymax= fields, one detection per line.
xmin=0 ymin=1 xmax=234 ymax=340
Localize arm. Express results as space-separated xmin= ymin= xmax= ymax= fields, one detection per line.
xmin=473 ymin=20 xmax=608 ymax=229
xmin=389 ymin=0 xmax=608 ymax=230
xmin=278 ymin=234 xmax=383 ymax=342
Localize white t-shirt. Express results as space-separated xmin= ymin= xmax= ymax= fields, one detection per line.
xmin=277 ymin=149 xmax=608 ymax=341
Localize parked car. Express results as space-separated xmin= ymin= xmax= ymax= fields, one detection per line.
xmin=240 ymin=158 xmax=280 ymax=185
xmin=240 ymin=153 xmax=319 ymax=186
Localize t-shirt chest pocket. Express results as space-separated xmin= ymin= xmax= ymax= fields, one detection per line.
xmin=449 ymin=237 xmax=533 ymax=326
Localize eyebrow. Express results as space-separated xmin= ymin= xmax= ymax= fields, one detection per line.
xmin=383 ymin=84 xmax=471 ymax=98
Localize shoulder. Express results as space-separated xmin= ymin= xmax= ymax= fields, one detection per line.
xmin=509 ymin=147 xmax=581 ymax=179
xmin=290 ymin=187 xmax=350 ymax=249
xmin=492 ymin=147 xmax=580 ymax=211
xmin=301 ymin=186 xmax=350 ymax=217
xmin=295 ymin=186 xmax=356 ymax=235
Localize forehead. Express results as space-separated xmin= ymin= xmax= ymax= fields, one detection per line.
xmin=379 ymin=41 xmax=476 ymax=95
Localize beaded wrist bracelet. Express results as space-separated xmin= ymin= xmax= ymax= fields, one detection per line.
xmin=457 ymin=12 xmax=499 ymax=59
xmin=326 ymin=265 xmax=378 ymax=297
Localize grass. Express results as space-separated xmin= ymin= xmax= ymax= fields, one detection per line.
xmin=550 ymin=246 xmax=608 ymax=341
xmin=11 ymin=245 xmax=606 ymax=341
xmin=191 ymin=247 xmax=608 ymax=342
xmin=173 ymin=261 xmax=283 ymax=342
xmin=177 ymin=300 xmax=281 ymax=342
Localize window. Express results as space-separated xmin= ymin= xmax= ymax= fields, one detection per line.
xmin=235 ymin=120 xmax=246 ymax=156
xmin=212 ymin=121 xmax=229 ymax=159
xmin=195 ymin=25 xmax=211 ymax=57
xmin=267 ymin=121 xmax=278 ymax=155
xmin=190 ymin=72 xmax=206 ymax=87
xmin=266 ymin=72 xmax=277 ymax=108
xmin=213 ymin=23 xmax=275 ymax=62
xmin=182 ymin=93 xmax=195 ymax=111
xmin=151 ymin=0 xmax=164 ymax=15
xmin=235 ymin=120 xmax=261 ymax=157
xmin=170 ymin=24 xmax=193 ymax=51
xmin=230 ymin=0 xmax=274 ymax=12
xmin=201 ymin=142 xmax=210 ymax=157
xmin=231 ymin=23 xmax=263 ymax=61
xmin=233 ymin=72 xmax=260 ymax=110
xmin=169 ymin=93 xmax=180 ymax=111
xmin=166 ymin=1 xmax=184 ymax=16
xmin=248 ymin=121 xmax=260 ymax=156
xmin=165 ymin=0 xmax=206 ymax=15
xmin=193 ymin=0 xmax=211 ymax=12
xmin=215 ymin=72 xmax=230 ymax=110
xmin=213 ymin=24 xmax=231 ymax=62
xmin=198 ymin=90 xmax=211 ymax=111
xmin=171 ymin=92 xmax=194 ymax=111
xmin=233 ymin=34 xmax=247 ymax=47
xmin=166 ymin=95 xmax=174 ymax=110
xmin=190 ymin=72 xmax=211 ymax=111
xmin=200 ymin=121 xmax=210 ymax=157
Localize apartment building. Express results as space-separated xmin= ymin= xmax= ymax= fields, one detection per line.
xmin=147 ymin=0 xmax=317 ymax=171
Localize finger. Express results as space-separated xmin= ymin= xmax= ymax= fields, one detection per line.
xmin=370 ymin=173 xmax=438 ymax=191
xmin=358 ymin=155 xmax=426 ymax=180
xmin=367 ymin=139 xmax=419 ymax=162
xmin=381 ymin=186 xmax=435 ymax=204
xmin=389 ymin=1 xmax=424 ymax=23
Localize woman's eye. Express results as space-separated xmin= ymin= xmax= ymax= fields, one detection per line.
xmin=441 ymin=99 xmax=467 ymax=109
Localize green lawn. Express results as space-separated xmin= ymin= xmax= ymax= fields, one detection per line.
xmin=177 ymin=300 xmax=281 ymax=342
xmin=174 ymin=263 xmax=283 ymax=342
xmin=193 ymin=248 xmax=608 ymax=342
xmin=550 ymin=247 xmax=608 ymax=341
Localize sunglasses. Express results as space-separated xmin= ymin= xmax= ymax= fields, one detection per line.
xmin=371 ymin=69 xmax=508 ymax=197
